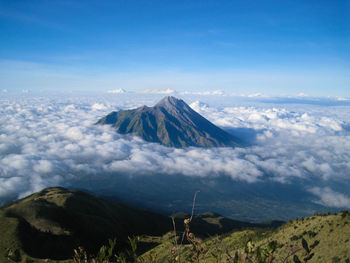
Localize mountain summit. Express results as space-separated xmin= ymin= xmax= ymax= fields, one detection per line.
xmin=97 ymin=96 xmax=240 ymax=148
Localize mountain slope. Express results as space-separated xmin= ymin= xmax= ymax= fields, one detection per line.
xmin=144 ymin=212 xmax=350 ymax=262
xmin=0 ymin=187 xmax=171 ymax=261
xmin=172 ymin=211 xmax=283 ymax=237
xmin=97 ymin=96 xmax=241 ymax=148
xmin=0 ymin=187 xmax=279 ymax=262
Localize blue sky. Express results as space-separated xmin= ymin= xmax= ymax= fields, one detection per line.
xmin=0 ymin=0 xmax=349 ymax=96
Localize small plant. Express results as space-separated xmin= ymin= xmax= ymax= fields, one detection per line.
xmin=96 ymin=239 xmax=117 ymax=263
xmin=25 ymin=258 xmax=34 ymax=263
xmin=183 ymin=217 xmax=205 ymax=263
xmin=73 ymin=246 xmax=89 ymax=263
xmin=6 ymin=248 xmax=21 ymax=262
xmin=233 ymin=239 xmax=278 ymax=263
xmin=341 ymin=210 xmax=349 ymax=219
xmin=292 ymin=238 xmax=318 ymax=263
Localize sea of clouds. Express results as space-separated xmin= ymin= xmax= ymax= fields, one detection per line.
xmin=0 ymin=93 xmax=349 ymax=209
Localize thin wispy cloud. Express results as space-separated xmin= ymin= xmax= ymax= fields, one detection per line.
xmin=0 ymin=7 xmax=64 ymax=31
xmin=107 ymin=88 xmax=126 ymax=94
xmin=1 ymin=59 xmax=349 ymax=97
xmin=140 ymin=88 xmax=176 ymax=95
xmin=180 ymin=90 xmax=225 ymax=96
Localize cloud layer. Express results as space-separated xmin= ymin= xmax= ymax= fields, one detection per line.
xmin=0 ymin=95 xmax=349 ymax=208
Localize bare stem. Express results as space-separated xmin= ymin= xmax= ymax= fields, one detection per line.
xmin=281 ymin=247 xmax=302 ymax=263
xmin=190 ymin=190 xmax=200 ymax=222
xmin=181 ymin=190 xmax=200 ymax=246
xmin=171 ymin=216 xmax=181 ymax=263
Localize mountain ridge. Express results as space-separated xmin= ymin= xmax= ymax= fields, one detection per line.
xmin=97 ymin=96 xmax=241 ymax=148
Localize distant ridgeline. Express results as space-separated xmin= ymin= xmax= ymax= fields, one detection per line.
xmin=97 ymin=96 xmax=241 ymax=148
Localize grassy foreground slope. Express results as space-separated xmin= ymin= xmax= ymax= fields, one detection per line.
xmin=0 ymin=187 xmax=280 ymax=262
xmin=144 ymin=212 xmax=350 ymax=262
xmin=0 ymin=187 xmax=171 ymax=262
xmin=252 ymin=212 xmax=350 ymax=262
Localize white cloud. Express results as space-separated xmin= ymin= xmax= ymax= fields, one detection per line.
xmin=318 ymin=117 xmax=342 ymax=131
xmin=309 ymin=187 xmax=350 ymax=209
xmin=0 ymin=177 xmax=25 ymax=198
xmin=180 ymin=90 xmax=224 ymax=96
xmin=91 ymin=103 xmax=107 ymax=111
xmin=140 ymin=88 xmax=176 ymax=94
xmin=191 ymin=101 xmax=346 ymax=135
xmin=1 ymin=154 xmax=29 ymax=170
xmin=33 ymin=160 xmax=53 ymax=174
xmin=246 ymin=93 xmax=267 ymax=98
xmin=297 ymin=92 xmax=308 ymax=97
xmin=107 ymin=88 xmax=126 ymax=94
xmin=0 ymin=95 xmax=349 ymax=205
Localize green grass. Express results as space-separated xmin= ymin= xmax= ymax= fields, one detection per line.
xmin=0 ymin=187 xmax=279 ymax=262
xmin=143 ymin=212 xmax=350 ymax=262
xmin=0 ymin=187 xmax=171 ymax=262
xmin=1 ymin=187 xmax=349 ymax=263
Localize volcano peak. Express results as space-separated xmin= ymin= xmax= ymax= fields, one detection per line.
xmin=97 ymin=96 xmax=241 ymax=148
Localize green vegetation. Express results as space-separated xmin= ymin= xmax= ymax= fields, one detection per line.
xmin=0 ymin=187 xmax=278 ymax=262
xmin=0 ymin=187 xmax=170 ymax=262
xmin=1 ymin=188 xmax=349 ymax=262
xmin=70 ymin=211 xmax=350 ymax=263
xmin=143 ymin=211 xmax=350 ymax=262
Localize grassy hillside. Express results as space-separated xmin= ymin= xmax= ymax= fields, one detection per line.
xmin=171 ymin=211 xmax=283 ymax=237
xmin=0 ymin=187 xmax=279 ymax=263
xmin=2 ymin=187 xmax=348 ymax=262
xmin=0 ymin=187 xmax=171 ymax=262
xmin=144 ymin=211 xmax=350 ymax=262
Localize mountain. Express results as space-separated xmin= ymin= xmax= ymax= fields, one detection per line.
xmin=96 ymin=96 xmax=241 ymax=148
xmin=0 ymin=187 xmax=279 ymax=262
